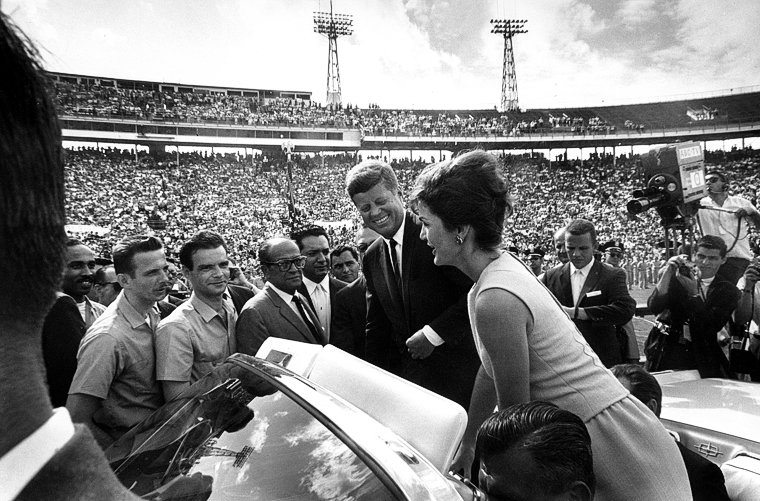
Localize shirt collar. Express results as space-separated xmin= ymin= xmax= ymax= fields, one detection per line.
xmin=0 ymin=408 xmax=75 ymax=501
xmin=267 ymin=282 xmax=296 ymax=304
xmin=189 ymin=291 xmax=231 ymax=323
xmin=383 ymin=215 xmax=406 ymax=247
xmin=302 ymin=274 xmax=330 ymax=294
xmin=116 ymin=291 xmax=157 ymax=329
xmin=570 ymin=259 xmax=595 ymax=276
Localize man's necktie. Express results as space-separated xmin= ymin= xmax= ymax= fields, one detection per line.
xmin=293 ymin=294 xmax=325 ymax=344
xmin=389 ymin=239 xmax=402 ymax=293
xmin=312 ymin=283 xmax=329 ymax=337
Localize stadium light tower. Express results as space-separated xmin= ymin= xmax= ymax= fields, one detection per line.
xmin=313 ymin=1 xmax=353 ymax=107
xmin=491 ymin=19 xmax=527 ymax=112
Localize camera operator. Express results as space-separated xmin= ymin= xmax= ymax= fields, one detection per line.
xmin=697 ymin=170 xmax=760 ymax=285
xmin=646 ymin=235 xmax=739 ymax=378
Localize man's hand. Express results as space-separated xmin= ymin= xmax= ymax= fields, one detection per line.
xmin=744 ymin=263 xmax=760 ymax=289
xmin=406 ymin=330 xmax=435 ymax=359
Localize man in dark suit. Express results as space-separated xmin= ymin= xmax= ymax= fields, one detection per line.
xmin=291 ymin=225 xmax=346 ymax=342
xmin=236 ymin=238 xmax=326 ymax=356
xmin=332 ymin=228 xmax=381 ymax=358
xmin=345 ymin=160 xmax=480 ymax=408
xmin=541 ymin=218 xmax=636 ymax=368
xmin=0 ymin=15 xmax=140 ymax=499
xmin=612 ymin=364 xmax=730 ymax=501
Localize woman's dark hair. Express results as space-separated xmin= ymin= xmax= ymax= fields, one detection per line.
xmin=411 ymin=150 xmax=512 ymax=250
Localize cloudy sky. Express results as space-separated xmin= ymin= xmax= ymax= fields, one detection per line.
xmin=3 ymin=0 xmax=759 ymax=110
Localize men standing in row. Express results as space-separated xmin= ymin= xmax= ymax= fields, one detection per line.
xmin=541 ymin=219 xmax=636 ymax=368
xmin=42 ymin=239 xmax=107 ymax=407
xmin=156 ymin=231 xmax=238 ymax=401
xmin=236 ymin=237 xmax=325 ymax=355
xmin=332 ymin=227 xmax=381 ymax=358
xmin=346 ymin=160 xmax=480 ymax=408
xmin=67 ymin=235 xmax=170 ymax=448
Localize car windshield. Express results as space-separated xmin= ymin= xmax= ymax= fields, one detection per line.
xmin=105 ymin=357 xmax=395 ymax=500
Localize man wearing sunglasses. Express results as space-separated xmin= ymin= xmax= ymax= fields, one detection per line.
xmin=236 ymin=237 xmax=326 ymax=356
xmin=698 ymin=170 xmax=760 ymax=284
xmin=93 ymin=265 xmax=121 ymax=307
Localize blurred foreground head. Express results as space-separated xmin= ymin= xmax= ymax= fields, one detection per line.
xmin=0 ymin=12 xmax=67 ymax=331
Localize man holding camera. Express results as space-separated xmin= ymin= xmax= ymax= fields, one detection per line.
xmin=646 ymin=235 xmax=739 ymax=378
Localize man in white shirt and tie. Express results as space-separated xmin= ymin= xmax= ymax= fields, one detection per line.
xmin=291 ymin=226 xmax=346 ymax=342
xmin=541 ymin=219 xmax=636 ymax=368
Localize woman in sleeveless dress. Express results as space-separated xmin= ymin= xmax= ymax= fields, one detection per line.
xmin=410 ymin=150 xmax=690 ymax=501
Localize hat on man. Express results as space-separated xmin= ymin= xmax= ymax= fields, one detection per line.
xmin=524 ymin=246 xmax=545 ymax=258
xmin=601 ymin=239 xmax=625 ymax=254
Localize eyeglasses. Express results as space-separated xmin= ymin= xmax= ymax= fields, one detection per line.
xmin=263 ymin=256 xmax=307 ymax=272
xmin=97 ymin=281 xmax=122 ymax=291
xmin=705 ymin=177 xmax=721 ymax=183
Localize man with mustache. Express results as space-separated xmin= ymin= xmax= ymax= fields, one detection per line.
xmin=42 ymin=239 xmax=107 ymax=407
xmin=67 ymin=235 xmax=171 ymax=448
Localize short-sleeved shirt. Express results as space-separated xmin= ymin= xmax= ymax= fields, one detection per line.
xmin=69 ymin=291 xmax=163 ymax=436
xmin=699 ymin=195 xmax=758 ymax=260
xmin=155 ymin=292 xmax=237 ymax=384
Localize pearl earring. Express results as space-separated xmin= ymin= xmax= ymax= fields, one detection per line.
xmin=456 ymin=235 xmax=463 ymax=245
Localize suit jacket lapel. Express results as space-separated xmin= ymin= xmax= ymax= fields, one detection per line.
xmin=578 ymin=261 xmax=602 ymax=304
xmin=269 ymin=287 xmax=317 ymax=343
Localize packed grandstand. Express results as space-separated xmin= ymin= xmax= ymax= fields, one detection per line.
xmin=56 ymin=72 xmax=760 ymax=281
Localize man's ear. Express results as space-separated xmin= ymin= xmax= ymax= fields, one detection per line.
xmin=566 ymin=480 xmax=593 ymax=501
xmin=646 ymin=398 xmax=660 ymax=417
xmin=116 ymin=272 xmax=130 ymax=290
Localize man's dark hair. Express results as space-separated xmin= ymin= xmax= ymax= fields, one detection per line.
xmin=112 ymin=235 xmax=164 ymax=276
xmin=476 ymin=401 xmax=596 ymax=496
xmin=331 ymin=245 xmax=358 ymax=262
xmin=566 ymin=218 xmax=598 ymax=245
xmin=179 ymin=230 xmax=228 ymax=270
xmin=290 ymin=225 xmax=330 ymax=250
xmin=345 ymin=160 xmax=400 ymax=198
xmin=697 ymin=234 xmax=728 ymax=258
xmin=610 ymin=364 xmax=662 ymax=417
xmin=93 ymin=265 xmax=113 ymax=286
xmin=0 ymin=13 xmax=67 ymax=321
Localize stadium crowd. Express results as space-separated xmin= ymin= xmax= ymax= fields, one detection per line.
xmin=65 ymin=146 xmax=760 ymax=286
xmin=52 ymin=79 xmax=621 ymax=137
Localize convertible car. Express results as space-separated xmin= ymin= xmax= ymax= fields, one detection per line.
xmin=655 ymin=370 xmax=760 ymax=500
xmin=105 ymin=339 xmax=484 ymax=501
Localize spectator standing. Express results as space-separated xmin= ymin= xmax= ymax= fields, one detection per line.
xmin=331 ymin=245 xmax=360 ymax=283
xmin=542 ymin=219 xmax=636 ymax=367
xmin=155 ymin=231 xmax=238 ymax=401
xmin=42 ymin=239 xmax=107 ymax=407
xmin=346 ymin=160 xmax=481 ymax=409
xmin=67 ymin=235 xmax=170 ymax=448
xmin=602 ymin=240 xmax=640 ymax=364
xmin=92 ymin=265 xmax=121 ymax=307
xmin=525 ymin=246 xmax=545 ymax=276
xmin=236 ymin=237 xmax=325 ymax=355
xmin=292 ymin=225 xmax=346 ymax=340
xmin=698 ymin=170 xmax=760 ymax=284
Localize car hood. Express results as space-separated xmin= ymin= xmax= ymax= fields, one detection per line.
xmin=659 ymin=377 xmax=760 ymax=444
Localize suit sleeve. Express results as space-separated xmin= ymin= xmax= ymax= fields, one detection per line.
xmin=582 ymin=267 xmax=636 ymax=326
xmin=331 ymin=290 xmax=357 ymax=356
xmin=363 ymin=252 xmax=393 ymax=368
xmin=426 ymin=265 xmax=473 ymax=345
xmin=235 ymin=306 xmax=271 ymax=356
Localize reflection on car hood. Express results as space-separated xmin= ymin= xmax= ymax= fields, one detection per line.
xmin=659 ymin=377 xmax=760 ymax=444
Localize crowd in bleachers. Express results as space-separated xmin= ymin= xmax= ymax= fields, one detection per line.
xmin=64 ymin=145 xmax=760 ymax=285
xmin=52 ymin=80 xmax=630 ymax=138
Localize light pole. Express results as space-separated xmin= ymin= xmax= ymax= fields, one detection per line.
xmin=491 ymin=19 xmax=527 ymax=112
xmin=313 ymin=1 xmax=353 ymax=107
